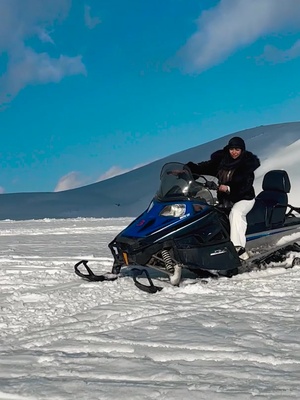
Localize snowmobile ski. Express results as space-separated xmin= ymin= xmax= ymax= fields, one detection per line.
xmin=74 ymin=260 xmax=118 ymax=282
xmin=131 ymin=268 xmax=163 ymax=293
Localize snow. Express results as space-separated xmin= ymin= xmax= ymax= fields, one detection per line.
xmin=1 ymin=218 xmax=300 ymax=399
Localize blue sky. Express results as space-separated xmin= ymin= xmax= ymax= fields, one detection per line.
xmin=1 ymin=0 xmax=300 ymax=194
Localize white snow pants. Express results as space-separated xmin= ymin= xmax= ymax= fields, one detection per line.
xmin=229 ymin=199 xmax=255 ymax=248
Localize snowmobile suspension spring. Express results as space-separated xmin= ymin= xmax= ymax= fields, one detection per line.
xmin=161 ymin=250 xmax=174 ymax=272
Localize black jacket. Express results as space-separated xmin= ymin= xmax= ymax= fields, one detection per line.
xmin=186 ymin=149 xmax=260 ymax=204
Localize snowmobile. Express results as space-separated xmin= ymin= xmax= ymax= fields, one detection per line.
xmin=74 ymin=162 xmax=300 ymax=293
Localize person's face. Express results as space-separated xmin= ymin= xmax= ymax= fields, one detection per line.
xmin=229 ymin=147 xmax=242 ymax=159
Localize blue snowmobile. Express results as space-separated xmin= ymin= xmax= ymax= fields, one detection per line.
xmin=75 ymin=162 xmax=300 ymax=293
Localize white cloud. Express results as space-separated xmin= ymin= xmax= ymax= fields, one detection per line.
xmin=54 ymin=161 xmax=153 ymax=192
xmin=54 ymin=166 xmax=136 ymax=192
xmin=97 ymin=166 xmax=132 ymax=181
xmin=97 ymin=162 xmax=151 ymax=182
xmin=0 ymin=187 xmax=5 ymax=194
xmin=54 ymin=166 xmax=132 ymax=193
xmin=178 ymin=0 xmax=300 ymax=73
xmin=0 ymin=0 xmax=87 ymax=104
xmin=260 ymin=40 xmax=300 ymax=64
xmin=84 ymin=5 xmax=101 ymax=29
xmin=1 ymin=50 xmax=86 ymax=104
xmin=54 ymin=171 xmax=89 ymax=192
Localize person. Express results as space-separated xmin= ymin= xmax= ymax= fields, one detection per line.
xmin=186 ymin=136 xmax=260 ymax=260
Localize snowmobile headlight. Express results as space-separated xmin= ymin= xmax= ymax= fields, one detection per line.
xmin=160 ymin=204 xmax=186 ymax=218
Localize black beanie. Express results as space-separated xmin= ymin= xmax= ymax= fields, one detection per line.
xmin=228 ymin=136 xmax=245 ymax=151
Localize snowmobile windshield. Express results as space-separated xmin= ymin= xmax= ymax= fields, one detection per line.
xmin=156 ymin=162 xmax=215 ymax=205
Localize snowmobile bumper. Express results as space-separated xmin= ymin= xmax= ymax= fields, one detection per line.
xmin=109 ymin=234 xmax=241 ymax=274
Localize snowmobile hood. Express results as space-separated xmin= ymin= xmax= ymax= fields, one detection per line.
xmin=120 ymin=199 xmax=212 ymax=239
xmin=116 ymin=163 xmax=217 ymax=240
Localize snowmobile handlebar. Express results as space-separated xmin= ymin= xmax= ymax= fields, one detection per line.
xmin=167 ymin=171 xmax=219 ymax=191
xmin=204 ymin=180 xmax=219 ymax=191
xmin=197 ymin=175 xmax=219 ymax=191
xmin=167 ymin=169 xmax=189 ymax=176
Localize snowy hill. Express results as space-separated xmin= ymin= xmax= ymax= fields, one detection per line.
xmin=1 ymin=121 xmax=300 ymax=220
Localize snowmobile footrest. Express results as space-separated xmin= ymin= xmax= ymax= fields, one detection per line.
xmin=74 ymin=260 xmax=119 ymax=282
xmin=132 ymin=268 xmax=163 ymax=294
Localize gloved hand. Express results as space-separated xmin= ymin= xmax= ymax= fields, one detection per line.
xmin=205 ymin=181 xmax=219 ymax=191
xmin=218 ymin=184 xmax=230 ymax=193
xmin=185 ymin=162 xmax=197 ymax=169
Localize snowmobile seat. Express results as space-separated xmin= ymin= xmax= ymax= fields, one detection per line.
xmin=247 ymin=170 xmax=291 ymax=232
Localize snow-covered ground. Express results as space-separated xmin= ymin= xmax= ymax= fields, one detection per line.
xmin=1 ymin=218 xmax=300 ymax=400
